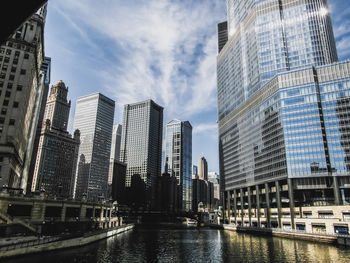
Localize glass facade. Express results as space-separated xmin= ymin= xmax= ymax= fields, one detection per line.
xmin=165 ymin=120 xmax=192 ymax=211
xmin=218 ymin=0 xmax=350 ymax=207
xmin=120 ymin=100 xmax=163 ymax=194
xmin=218 ymin=0 xmax=337 ymax=122
xmin=73 ymin=93 xmax=115 ymax=201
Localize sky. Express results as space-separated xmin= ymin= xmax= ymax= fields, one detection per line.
xmin=44 ymin=0 xmax=350 ymax=174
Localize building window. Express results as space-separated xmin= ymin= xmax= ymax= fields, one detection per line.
xmin=9 ymin=119 xmax=15 ymax=125
xmin=9 ymin=75 xmax=14 ymax=80
xmin=13 ymin=59 xmax=18 ymax=65
xmin=3 ymin=100 xmax=9 ymax=106
xmin=0 ymin=81 xmax=3 ymax=87
xmin=1 ymin=108 xmax=6 ymax=115
xmin=6 ymin=50 xmax=11 ymax=55
xmin=17 ymin=85 xmax=22 ymax=91
xmin=0 ymin=48 xmax=4 ymax=54
xmin=4 ymin=57 xmax=9 ymax=63
xmin=11 ymin=67 xmax=16 ymax=73
xmin=2 ymin=65 xmax=7 ymax=71
xmin=7 ymin=83 xmax=12 ymax=89
xmin=0 ymin=73 xmax=5 ymax=79
xmin=30 ymin=25 xmax=34 ymax=30
xmin=20 ymin=69 xmax=26 ymax=75
xmin=13 ymin=102 xmax=19 ymax=108
xmin=7 ymin=42 xmax=13 ymax=47
xmin=0 ymin=56 xmax=2 ymax=61
xmin=24 ymin=53 xmax=29 ymax=59
xmin=0 ymin=118 xmax=4 ymax=124
xmin=318 ymin=211 xmax=334 ymax=219
xmin=5 ymin=91 xmax=11 ymax=97
xmin=343 ymin=212 xmax=350 ymax=222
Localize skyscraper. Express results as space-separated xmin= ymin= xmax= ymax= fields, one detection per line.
xmin=31 ymin=81 xmax=80 ymax=198
xmin=108 ymin=124 xmax=122 ymax=185
xmin=73 ymin=93 xmax=115 ymax=201
xmin=198 ymin=156 xmax=208 ymax=181
xmin=165 ymin=119 xmax=192 ymax=211
xmin=0 ymin=4 xmax=47 ymax=192
xmin=120 ymin=99 xmax=163 ymax=207
xmin=27 ymin=57 xmax=51 ymax=194
xmin=218 ymin=0 xmax=350 ymax=231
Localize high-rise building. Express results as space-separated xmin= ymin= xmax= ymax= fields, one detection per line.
xmin=198 ymin=157 xmax=208 ymax=181
xmin=218 ymin=0 xmax=350 ymax=231
xmin=73 ymin=93 xmax=115 ymax=201
xmin=120 ymin=99 xmax=163 ymax=207
xmin=192 ymin=164 xmax=198 ymax=179
xmin=208 ymin=172 xmax=220 ymax=209
xmin=108 ymin=124 xmax=122 ymax=185
xmin=31 ymin=81 xmax=80 ymax=198
xmin=165 ymin=119 xmax=192 ymax=211
xmin=217 ymin=21 xmax=228 ymax=53
xmin=27 ymin=57 xmax=51 ymax=194
xmin=0 ymin=4 xmax=47 ymax=192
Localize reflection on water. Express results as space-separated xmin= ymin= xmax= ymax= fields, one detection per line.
xmin=4 ymin=227 xmax=350 ymax=263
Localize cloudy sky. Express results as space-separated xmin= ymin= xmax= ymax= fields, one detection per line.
xmin=44 ymin=0 xmax=350 ymax=173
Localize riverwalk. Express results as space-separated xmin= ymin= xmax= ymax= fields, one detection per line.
xmin=0 ymin=224 xmax=134 ymax=258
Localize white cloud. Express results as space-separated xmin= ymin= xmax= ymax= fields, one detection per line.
xmin=193 ymin=123 xmax=218 ymax=135
xmin=48 ymin=0 xmax=226 ymax=122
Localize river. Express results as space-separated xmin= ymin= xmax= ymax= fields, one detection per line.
xmin=4 ymin=227 xmax=350 ymax=262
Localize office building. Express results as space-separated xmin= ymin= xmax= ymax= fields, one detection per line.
xmin=27 ymin=57 xmax=51 ymax=193
xmin=31 ymin=81 xmax=80 ymax=198
xmin=73 ymin=93 xmax=115 ymax=201
xmin=120 ymin=99 xmax=163 ymax=207
xmin=0 ymin=4 xmax=47 ymax=193
xmin=108 ymin=124 xmax=122 ymax=185
xmin=165 ymin=119 xmax=192 ymax=211
xmin=192 ymin=165 xmax=198 ymax=179
xmin=208 ymin=172 xmax=220 ymax=209
xmin=198 ymin=156 xmax=208 ymax=181
xmin=218 ymin=0 xmax=350 ymax=233
xmin=217 ymin=21 xmax=228 ymax=53
xmin=110 ymin=161 xmax=126 ymax=204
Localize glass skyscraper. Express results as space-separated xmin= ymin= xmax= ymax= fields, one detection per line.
xmin=120 ymin=99 xmax=163 ymax=206
xmin=73 ymin=93 xmax=115 ymax=201
xmin=218 ymin=0 xmax=350 ymax=232
xmin=165 ymin=119 xmax=192 ymax=211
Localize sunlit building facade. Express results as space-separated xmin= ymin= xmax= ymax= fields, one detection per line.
xmin=0 ymin=5 xmax=47 ymax=192
xmin=165 ymin=119 xmax=192 ymax=211
xmin=73 ymin=93 xmax=115 ymax=201
xmin=218 ymin=0 xmax=350 ymax=233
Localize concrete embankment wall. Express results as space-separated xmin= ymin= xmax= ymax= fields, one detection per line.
xmin=0 ymin=224 xmax=134 ymax=258
xmin=222 ymin=225 xmax=338 ymax=244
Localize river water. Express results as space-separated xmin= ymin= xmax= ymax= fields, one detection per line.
xmin=4 ymin=227 xmax=350 ymax=263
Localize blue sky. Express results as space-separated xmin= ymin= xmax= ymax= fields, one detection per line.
xmin=44 ymin=0 xmax=350 ymax=174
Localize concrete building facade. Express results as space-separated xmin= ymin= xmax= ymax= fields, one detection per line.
xmin=0 ymin=4 xmax=47 ymax=193
xmin=31 ymin=81 xmax=80 ymax=198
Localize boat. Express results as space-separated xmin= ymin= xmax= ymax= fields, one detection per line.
xmin=187 ymin=219 xmax=197 ymax=227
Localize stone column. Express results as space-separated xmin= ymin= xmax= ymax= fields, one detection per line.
xmin=61 ymin=205 xmax=66 ymax=222
xmin=255 ymin=185 xmax=261 ymax=227
xmin=265 ymin=183 xmax=271 ymax=228
xmin=275 ymin=181 xmax=282 ymax=228
xmin=247 ymin=187 xmax=252 ymax=227
xmin=287 ymin=178 xmax=295 ymax=229
xmin=228 ymin=191 xmax=231 ymax=224
xmin=240 ymin=188 xmax=244 ymax=226
xmin=333 ymin=176 xmax=341 ymax=205
xmin=233 ymin=189 xmax=238 ymax=225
